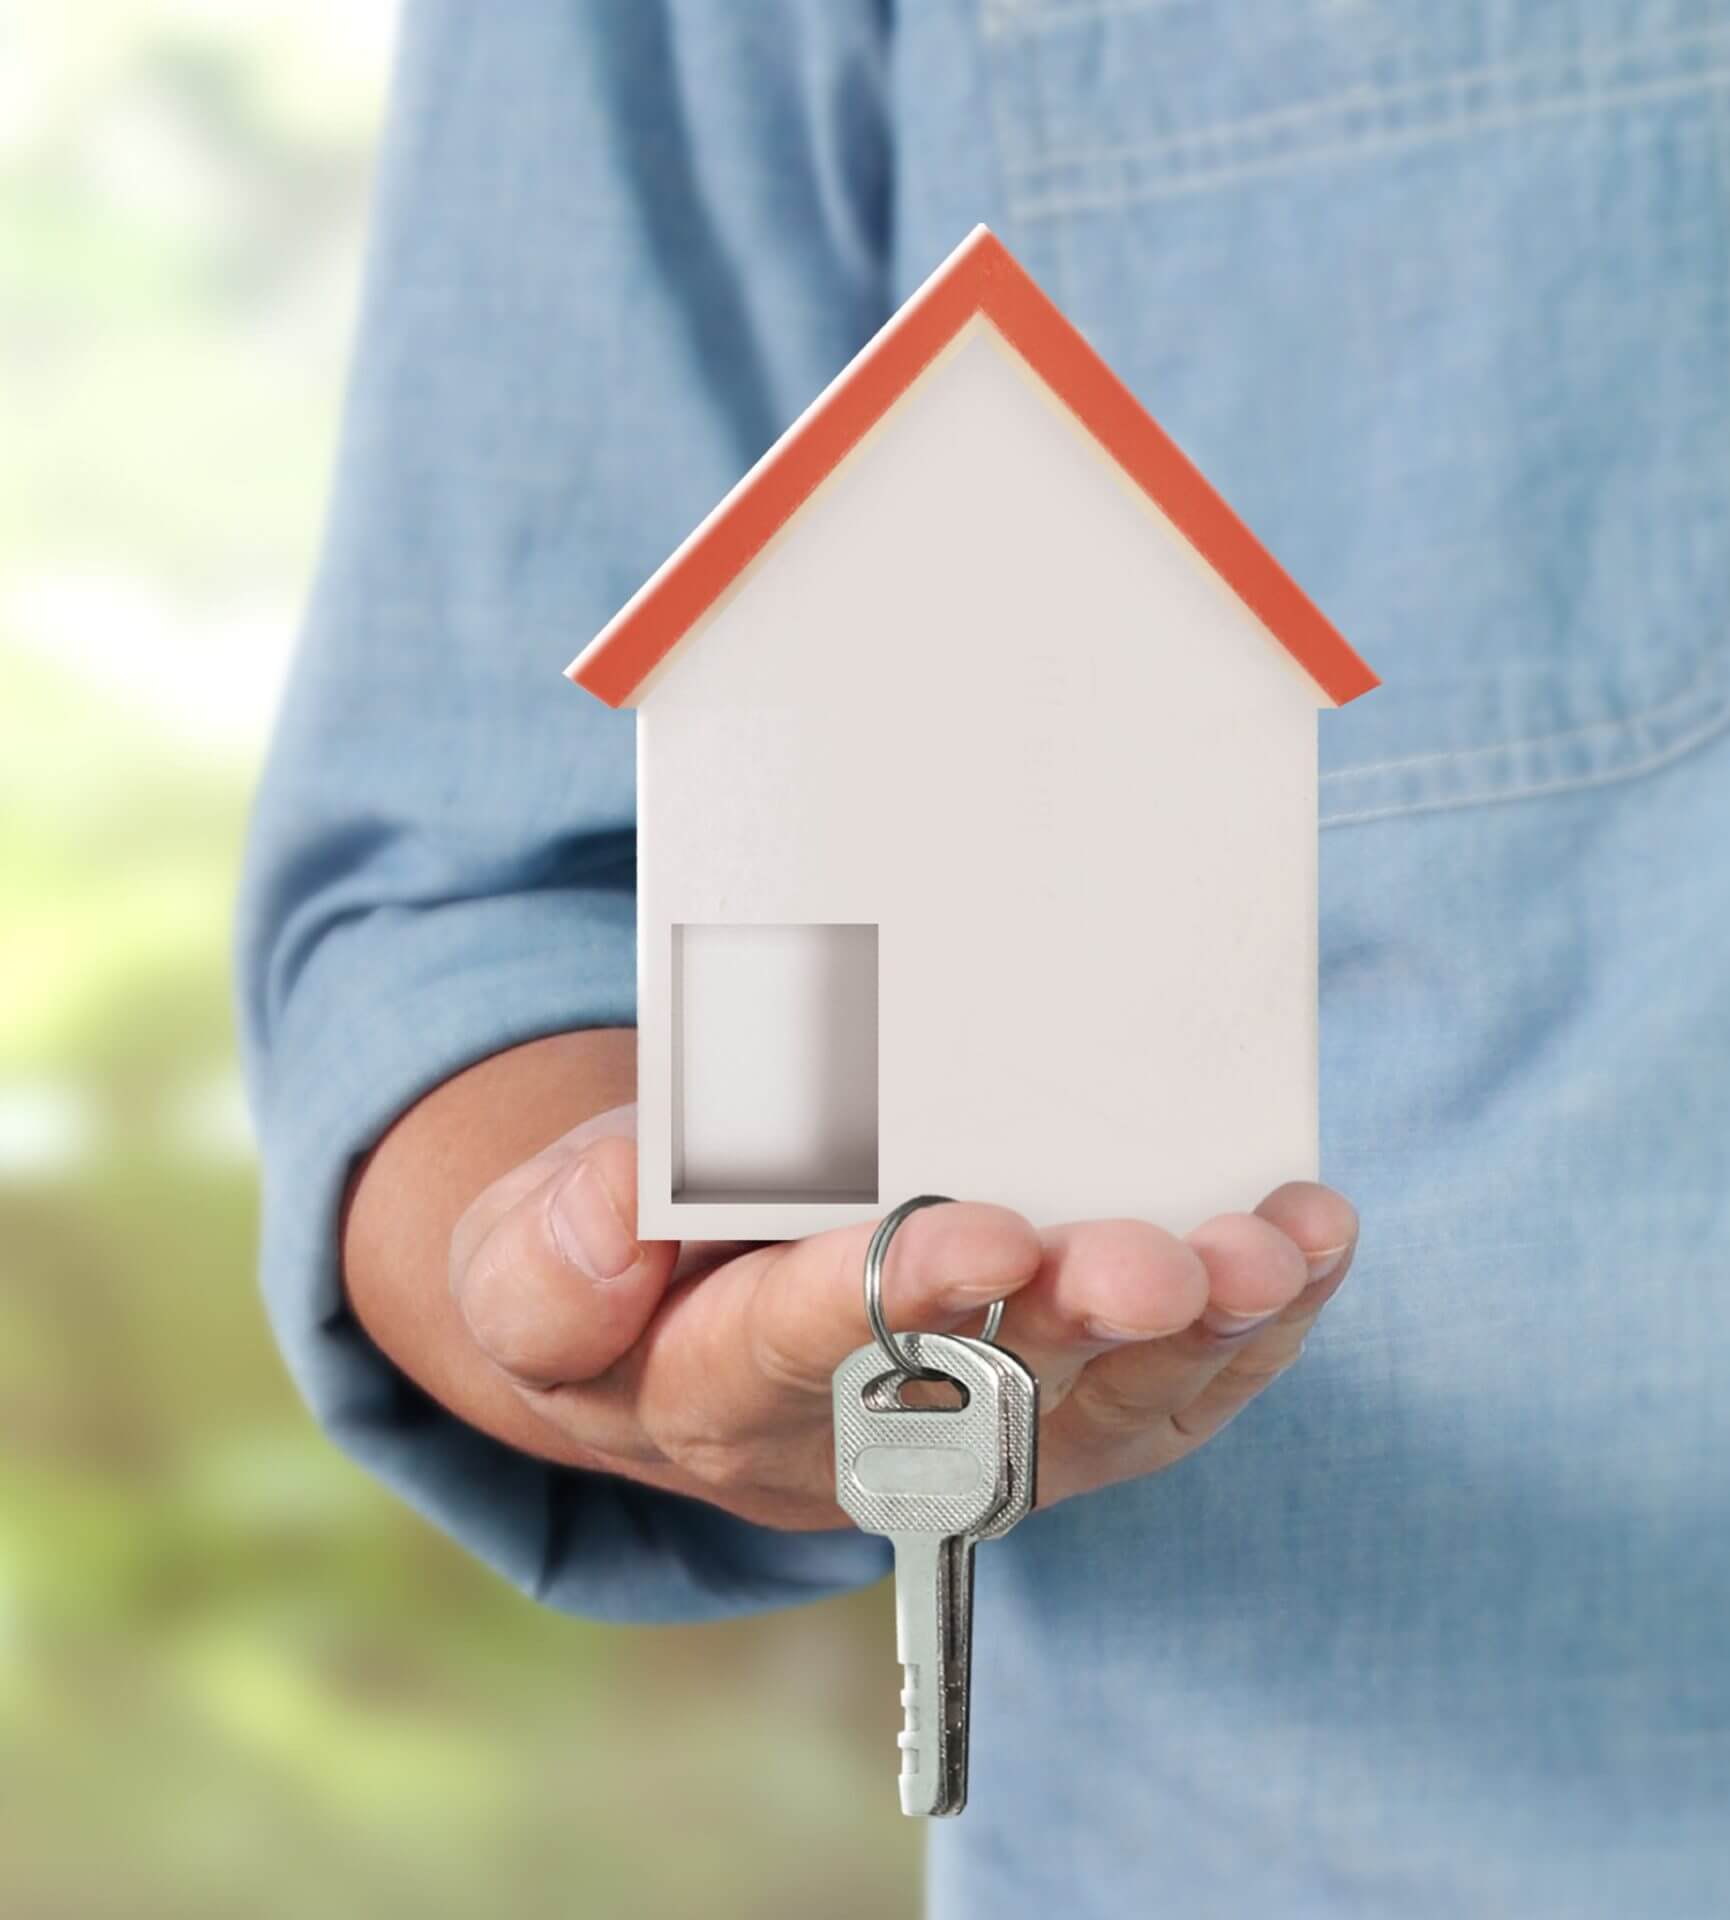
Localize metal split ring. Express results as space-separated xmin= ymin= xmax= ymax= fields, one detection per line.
xmin=864 ymin=1194 xmax=1006 ymax=1378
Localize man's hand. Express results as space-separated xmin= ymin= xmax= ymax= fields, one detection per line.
xmin=344 ymin=1030 xmax=1357 ymax=1531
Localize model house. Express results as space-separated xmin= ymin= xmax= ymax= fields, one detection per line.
xmin=568 ymin=227 xmax=1378 ymax=1242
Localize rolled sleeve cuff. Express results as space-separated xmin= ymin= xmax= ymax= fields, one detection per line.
xmin=253 ymin=888 xmax=889 ymax=1623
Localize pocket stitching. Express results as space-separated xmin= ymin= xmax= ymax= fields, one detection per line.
xmin=1320 ymin=644 xmax=1730 ymax=828
xmin=986 ymin=0 xmax=1209 ymax=41
xmin=1012 ymin=57 xmax=1730 ymax=220
xmin=1319 ymin=665 xmax=1730 ymax=785
xmin=1002 ymin=22 xmax=1730 ymax=177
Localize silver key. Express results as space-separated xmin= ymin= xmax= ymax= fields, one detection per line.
xmin=832 ymin=1330 xmax=1039 ymax=1816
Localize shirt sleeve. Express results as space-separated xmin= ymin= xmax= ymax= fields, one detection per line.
xmin=234 ymin=0 xmax=894 ymax=1622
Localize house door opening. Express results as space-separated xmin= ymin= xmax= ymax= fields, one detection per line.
xmin=671 ymin=923 xmax=879 ymax=1204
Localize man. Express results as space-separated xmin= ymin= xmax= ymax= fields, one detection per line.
xmin=239 ymin=4 xmax=1730 ymax=1911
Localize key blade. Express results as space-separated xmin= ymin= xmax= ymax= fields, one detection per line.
xmin=890 ymin=1530 xmax=974 ymax=1818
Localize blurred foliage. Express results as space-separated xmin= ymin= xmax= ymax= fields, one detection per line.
xmin=0 ymin=7 xmax=915 ymax=1914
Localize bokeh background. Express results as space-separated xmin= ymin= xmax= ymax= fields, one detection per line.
xmin=1 ymin=7 xmax=914 ymax=1913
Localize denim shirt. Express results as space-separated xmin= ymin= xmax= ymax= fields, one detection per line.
xmin=236 ymin=3 xmax=1730 ymax=1911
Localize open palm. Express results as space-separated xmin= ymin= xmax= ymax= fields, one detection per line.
xmin=438 ymin=1102 xmax=1358 ymax=1530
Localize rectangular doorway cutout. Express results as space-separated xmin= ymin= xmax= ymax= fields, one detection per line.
xmin=672 ymin=923 xmax=878 ymax=1204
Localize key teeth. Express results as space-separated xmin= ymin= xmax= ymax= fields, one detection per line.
xmin=899 ymin=1663 xmax=924 ymax=1771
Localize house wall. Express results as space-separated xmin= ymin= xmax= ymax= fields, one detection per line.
xmin=635 ymin=319 xmax=1321 ymax=1241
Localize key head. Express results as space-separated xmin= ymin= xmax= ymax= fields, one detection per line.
xmin=833 ymin=1331 xmax=1021 ymax=1540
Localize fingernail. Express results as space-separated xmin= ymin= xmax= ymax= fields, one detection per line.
xmin=1306 ymin=1243 xmax=1350 ymax=1281
xmin=1083 ymin=1316 xmax=1159 ymax=1345
xmin=1201 ymin=1305 xmax=1279 ymax=1341
xmin=549 ymin=1160 xmax=640 ymax=1282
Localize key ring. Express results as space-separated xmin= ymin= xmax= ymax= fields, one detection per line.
xmin=864 ymin=1194 xmax=1006 ymax=1378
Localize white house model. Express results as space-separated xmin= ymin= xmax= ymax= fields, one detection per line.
xmin=568 ymin=227 xmax=1378 ymax=1243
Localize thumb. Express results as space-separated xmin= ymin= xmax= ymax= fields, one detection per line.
xmin=449 ymin=1117 xmax=677 ymax=1388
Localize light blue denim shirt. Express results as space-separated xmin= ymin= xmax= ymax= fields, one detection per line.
xmin=237 ymin=3 xmax=1730 ymax=1910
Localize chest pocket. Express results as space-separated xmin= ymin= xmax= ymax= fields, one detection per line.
xmin=980 ymin=0 xmax=1730 ymax=823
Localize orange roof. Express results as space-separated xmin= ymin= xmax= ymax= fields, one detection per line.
xmin=568 ymin=226 xmax=1378 ymax=709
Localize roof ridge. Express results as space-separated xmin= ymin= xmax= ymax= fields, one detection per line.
xmin=568 ymin=226 xmax=1377 ymax=709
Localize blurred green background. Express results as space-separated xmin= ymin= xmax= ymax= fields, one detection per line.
xmin=0 ymin=7 xmax=914 ymax=1913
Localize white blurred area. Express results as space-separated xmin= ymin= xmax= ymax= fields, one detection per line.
xmin=2 ymin=4 xmax=398 ymax=1177
xmin=2 ymin=3 xmax=398 ymax=756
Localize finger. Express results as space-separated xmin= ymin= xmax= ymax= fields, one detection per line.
xmin=450 ymin=1130 xmax=680 ymax=1388
xmin=1067 ymin=1182 xmax=1367 ymax=1466
xmin=1056 ymin=1210 xmax=1312 ymax=1444
xmin=1162 ymin=1316 xmax=1314 ymax=1452
xmin=1252 ymin=1180 xmax=1359 ymax=1317
xmin=990 ymin=1219 xmax=1210 ymax=1397
xmin=967 ymin=1185 xmax=1359 ymax=1398
xmin=1154 ymin=1184 xmax=1362 ymax=1450
xmin=1157 ymin=1187 xmax=1360 ymax=1455
xmin=633 ymin=1201 xmax=1044 ymax=1449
